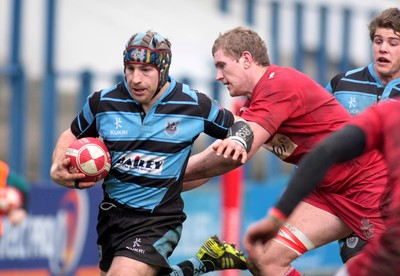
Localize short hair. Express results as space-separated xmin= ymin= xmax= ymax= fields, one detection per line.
xmin=369 ymin=8 xmax=400 ymax=41
xmin=212 ymin=27 xmax=270 ymax=66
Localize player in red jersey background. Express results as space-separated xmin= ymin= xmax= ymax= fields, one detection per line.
xmin=184 ymin=27 xmax=389 ymax=275
xmin=244 ymin=99 xmax=400 ymax=275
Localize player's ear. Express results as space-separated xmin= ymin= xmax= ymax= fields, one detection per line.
xmin=241 ymin=51 xmax=253 ymax=68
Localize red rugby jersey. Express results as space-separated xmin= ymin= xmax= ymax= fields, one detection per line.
xmin=346 ymin=100 xmax=400 ymax=275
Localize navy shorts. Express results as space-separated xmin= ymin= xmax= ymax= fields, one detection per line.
xmin=96 ymin=199 xmax=186 ymax=274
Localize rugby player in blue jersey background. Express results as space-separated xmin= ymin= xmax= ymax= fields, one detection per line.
xmin=325 ymin=7 xmax=400 ymax=264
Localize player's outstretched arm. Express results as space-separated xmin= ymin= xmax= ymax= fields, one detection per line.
xmin=182 ymin=178 xmax=211 ymax=192
xmin=184 ymin=140 xmax=242 ymax=182
xmin=184 ymin=121 xmax=270 ymax=182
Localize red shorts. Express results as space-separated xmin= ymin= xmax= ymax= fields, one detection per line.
xmin=347 ymin=224 xmax=400 ymax=275
xmin=304 ymin=158 xmax=388 ymax=240
xmin=345 ymin=175 xmax=400 ymax=275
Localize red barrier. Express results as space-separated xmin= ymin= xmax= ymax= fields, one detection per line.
xmin=221 ymin=98 xmax=246 ymax=276
xmin=222 ymin=167 xmax=243 ymax=276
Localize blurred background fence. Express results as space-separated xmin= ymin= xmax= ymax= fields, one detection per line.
xmin=0 ymin=0 xmax=398 ymax=275
xmin=2 ymin=0 xmax=393 ymax=181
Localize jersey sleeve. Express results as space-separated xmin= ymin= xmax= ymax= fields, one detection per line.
xmin=347 ymin=104 xmax=383 ymax=153
xmin=70 ymin=91 xmax=101 ymax=138
xmin=326 ymin=72 xmax=346 ymax=94
xmin=241 ymin=80 xmax=302 ymax=136
xmin=197 ymin=93 xmax=234 ymax=139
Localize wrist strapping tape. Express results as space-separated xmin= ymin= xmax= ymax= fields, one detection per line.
xmin=227 ymin=119 xmax=254 ymax=153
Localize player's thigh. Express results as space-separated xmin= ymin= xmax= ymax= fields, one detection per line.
xmin=288 ymin=201 xmax=353 ymax=247
xmin=249 ymin=201 xmax=353 ymax=273
xmin=106 ymin=256 xmax=160 ymax=276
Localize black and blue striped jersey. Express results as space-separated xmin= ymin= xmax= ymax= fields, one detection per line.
xmin=70 ymin=77 xmax=234 ymax=215
xmin=326 ymin=63 xmax=400 ymax=115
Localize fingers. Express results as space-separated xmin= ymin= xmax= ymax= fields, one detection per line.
xmin=60 ymin=174 xmax=86 ymax=189
xmin=243 ymin=225 xmax=262 ymax=252
xmin=50 ymin=158 xmax=94 ymax=189
xmin=212 ymin=139 xmax=248 ymax=163
xmin=244 ymin=230 xmax=270 ymax=266
xmin=243 ymin=218 xmax=281 ymax=253
xmin=72 ymin=180 xmax=97 ymax=190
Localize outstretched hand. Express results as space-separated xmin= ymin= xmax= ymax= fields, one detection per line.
xmin=211 ymin=139 xmax=248 ymax=163
xmin=243 ymin=217 xmax=281 ymax=259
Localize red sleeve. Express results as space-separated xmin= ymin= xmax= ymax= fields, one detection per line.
xmin=346 ymin=181 xmax=400 ymax=275
xmin=240 ymin=66 xmax=303 ymax=136
xmin=348 ymin=104 xmax=383 ymax=153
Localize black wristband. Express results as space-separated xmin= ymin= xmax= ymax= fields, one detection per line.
xmin=227 ymin=119 xmax=254 ymax=153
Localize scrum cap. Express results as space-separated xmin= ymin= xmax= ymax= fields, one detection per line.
xmin=123 ymin=31 xmax=172 ymax=91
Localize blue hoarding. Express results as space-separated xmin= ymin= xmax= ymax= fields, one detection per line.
xmin=0 ymin=179 xmax=341 ymax=275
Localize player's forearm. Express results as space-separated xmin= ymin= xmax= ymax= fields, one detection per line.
xmin=184 ymin=146 xmax=241 ymax=181
xmin=182 ymin=178 xmax=211 ymax=192
xmin=52 ymin=129 xmax=77 ymax=163
xmin=50 ymin=129 xmax=80 ymax=186
xmin=184 ymin=119 xmax=254 ymax=181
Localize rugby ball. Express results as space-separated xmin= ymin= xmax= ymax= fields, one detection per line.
xmin=0 ymin=186 xmax=23 ymax=215
xmin=66 ymin=137 xmax=111 ymax=182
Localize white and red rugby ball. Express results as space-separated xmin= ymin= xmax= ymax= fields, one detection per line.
xmin=0 ymin=186 xmax=23 ymax=215
xmin=66 ymin=137 xmax=111 ymax=182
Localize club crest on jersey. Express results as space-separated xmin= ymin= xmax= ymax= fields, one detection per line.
xmin=164 ymin=118 xmax=179 ymax=137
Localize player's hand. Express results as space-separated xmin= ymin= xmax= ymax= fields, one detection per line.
xmin=211 ymin=139 xmax=248 ymax=163
xmin=50 ymin=157 xmax=89 ymax=189
xmin=243 ymin=217 xmax=281 ymax=258
xmin=72 ymin=180 xmax=97 ymax=190
xmin=7 ymin=208 xmax=27 ymax=225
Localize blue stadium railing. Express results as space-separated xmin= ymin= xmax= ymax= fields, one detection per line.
xmin=2 ymin=0 xmax=26 ymax=175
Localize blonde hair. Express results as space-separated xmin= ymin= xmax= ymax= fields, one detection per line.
xmin=212 ymin=27 xmax=270 ymax=66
